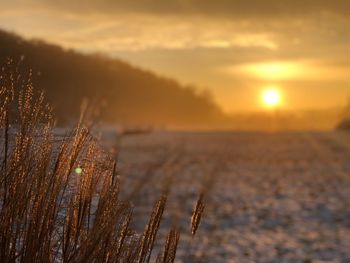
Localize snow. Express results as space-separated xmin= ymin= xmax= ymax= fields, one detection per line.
xmin=117 ymin=131 xmax=350 ymax=262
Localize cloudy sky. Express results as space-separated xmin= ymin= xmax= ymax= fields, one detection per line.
xmin=1 ymin=0 xmax=350 ymax=112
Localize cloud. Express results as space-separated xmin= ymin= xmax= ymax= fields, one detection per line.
xmin=2 ymin=0 xmax=350 ymax=112
xmin=225 ymin=60 xmax=350 ymax=81
xmin=2 ymin=0 xmax=350 ymax=55
xmin=0 ymin=9 xmax=280 ymax=52
xmin=9 ymin=0 xmax=350 ymax=18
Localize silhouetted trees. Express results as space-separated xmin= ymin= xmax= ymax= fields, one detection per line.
xmin=0 ymin=29 xmax=225 ymax=128
xmin=336 ymin=97 xmax=350 ymax=130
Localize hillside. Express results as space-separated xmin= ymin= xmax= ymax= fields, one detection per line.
xmin=0 ymin=29 xmax=227 ymax=128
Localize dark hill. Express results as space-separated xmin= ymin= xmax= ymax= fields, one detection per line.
xmin=0 ymin=29 xmax=227 ymax=128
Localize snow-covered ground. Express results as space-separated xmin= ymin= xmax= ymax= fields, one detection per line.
xmin=117 ymin=131 xmax=350 ymax=263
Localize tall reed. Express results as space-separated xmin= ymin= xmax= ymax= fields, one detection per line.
xmin=0 ymin=64 xmax=202 ymax=262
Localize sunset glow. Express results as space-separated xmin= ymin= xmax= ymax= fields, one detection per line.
xmin=239 ymin=62 xmax=301 ymax=81
xmin=0 ymin=0 xmax=350 ymax=118
xmin=2 ymin=2 xmax=350 ymax=262
xmin=262 ymin=89 xmax=281 ymax=108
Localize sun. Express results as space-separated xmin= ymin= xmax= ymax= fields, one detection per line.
xmin=262 ymin=88 xmax=281 ymax=108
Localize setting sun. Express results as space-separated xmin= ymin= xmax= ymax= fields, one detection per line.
xmin=262 ymin=89 xmax=281 ymax=108
xmin=1 ymin=1 xmax=350 ymax=262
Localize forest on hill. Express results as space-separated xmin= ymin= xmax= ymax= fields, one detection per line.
xmin=0 ymin=29 xmax=228 ymax=128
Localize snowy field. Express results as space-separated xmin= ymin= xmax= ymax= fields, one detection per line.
xmin=117 ymin=131 xmax=350 ymax=263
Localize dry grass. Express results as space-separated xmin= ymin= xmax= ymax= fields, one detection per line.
xmin=156 ymin=227 xmax=180 ymax=263
xmin=191 ymin=193 xmax=205 ymax=237
xmin=0 ymin=64 xmax=204 ymax=262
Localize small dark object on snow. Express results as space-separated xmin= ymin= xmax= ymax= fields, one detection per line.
xmin=336 ymin=118 xmax=350 ymax=131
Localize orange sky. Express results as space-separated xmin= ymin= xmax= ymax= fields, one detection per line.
xmin=1 ymin=0 xmax=350 ymax=113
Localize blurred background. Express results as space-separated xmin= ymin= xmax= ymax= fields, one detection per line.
xmin=2 ymin=2 xmax=350 ymax=262
xmin=2 ymin=0 xmax=350 ymax=130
